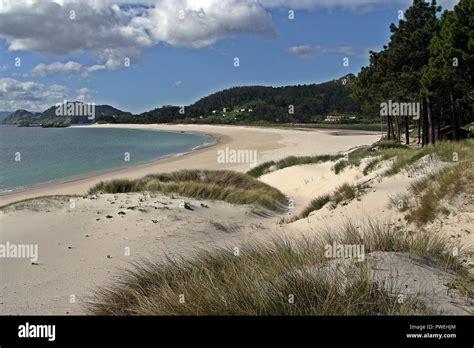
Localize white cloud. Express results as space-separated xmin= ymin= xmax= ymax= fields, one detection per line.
xmin=286 ymin=45 xmax=316 ymax=57
xmin=136 ymin=0 xmax=275 ymax=48
xmin=30 ymin=61 xmax=83 ymax=77
xmin=0 ymin=78 xmax=69 ymax=111
xmin=30 ymin=61 xmax=106 ymax=77
xmin=0 ymin=0 xmax=275 ymax=72
xmin=287 ymin=44 xmax=357 ymax=57
xmin=75 ymin=87 xmax=95 ymax=102
xmin=0 ymin=0 xmax=459 ymax=78
xmin=0 ymin=1 xmax=153 ymax=71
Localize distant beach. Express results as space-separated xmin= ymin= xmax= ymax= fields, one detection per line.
xmin=0 ymin=124 xmax=381 ymax=207
xmin=2 ymin=125 xmax=472 ymax=316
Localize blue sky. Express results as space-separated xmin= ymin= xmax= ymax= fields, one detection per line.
xmin=0 ymin=0 xmax=458 ymax=113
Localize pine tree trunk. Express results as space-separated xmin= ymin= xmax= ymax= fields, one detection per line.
xmin=422 ymin=98 xmax=428 ymax=146
xmin=387 ymin=116 xmax=391 ymax=140
xmin=390 ymin=116 xmax=396 ymax=141
xmin=426 ymin=97 xmax=435 ymax=144
xmin=404 ymin=116 xmax=410 ymax=145
xmin=396 ymin=117 xmax=401 ymax=143
xmin=449 ymin=84 xmax=459 ymax=140
xmin=438 ymin=107 xmax=443 ymax=142
xmin=417 ymin=116 xmax=421 ymax=144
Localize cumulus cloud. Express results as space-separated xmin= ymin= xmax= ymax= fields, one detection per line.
xmin=30 ymin=61 xmax=105 ymax=77
xmin=0 ymin=78 xmax=69 ymax=111
xmin=135 ymin=0 xmax=275 ymax=48
xmin=0 ymin=1 xmax=152 ymax=70
xmin=0 ymin=0 xmax=459 ymax=79
xmin=287 ymin=44 xmax=357 ymax=57
xmin=0 ymin=0 xmax=275 ymax=72
xmin=286 ymin=45 xmax=317 ymax=57
xmin=30 ymin=61 xmax=82 ymax=77
xmin=75 ymin=87 xmax=95 ymax=102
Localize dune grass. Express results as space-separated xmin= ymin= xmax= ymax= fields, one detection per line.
xmin=247 ymin=154 xmax=341 ymax=178
xmin=386 ymin=140 xmax=474 ymax=226
xmin=332 ymin=141 xmax=411 ymax=175
xmin=393 ymin=162 xmax=474 ymax=227
xmin=88 ymin=170 xmax=289 ymax=213
xmin=334 ymin=139 xmax=474 ymax=177
xmin=362 ymin=158 xmax=382 ymax=175
xmin=0 ymin=195 xmax=81 ymax=210
xmin=248 ymin=140 xmax=474 ymax=193
xmin=85 ymin=220 xmax=470 ymax=315
xmin=298 ymin=194 xmax=332 ymax=219
xmin=84 ymin=140 xmax=474 ymax=315
xmin=289 ymin=140 xmax=474 ymax=222
xmin=297 ymin=183 xmax=366 ymax=220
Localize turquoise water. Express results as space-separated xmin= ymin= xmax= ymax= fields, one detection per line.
xmin=0 ymin=126 xmax=214 ymax=193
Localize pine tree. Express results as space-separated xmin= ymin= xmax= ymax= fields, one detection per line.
xmin=422 ymin=0 xmax=474 ymax=141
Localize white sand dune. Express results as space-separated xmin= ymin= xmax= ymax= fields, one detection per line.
xmin=1 ymin=125 xmax=471 ymax=315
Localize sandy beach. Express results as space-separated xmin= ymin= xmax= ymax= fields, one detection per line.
xmin=0 ymin=124 xmax=383 ymax=314
xmin=1 ymin=0 xmax=472 ymax=326
xmin=0 ymin=124 xmax=381 ymax=207
xmin=1 ymin=125 xmax=471 ymax=315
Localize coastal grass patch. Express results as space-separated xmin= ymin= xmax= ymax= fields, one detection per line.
xmin=405 ymin=162 xmax=473 ymax=227
xmin=248 ymin=140 xmax=474 ymax=181
xmin=0 ymin=195 xmax=81 ymax=211
xmin=247 ymin=154 xmax=341 ymax=178
xmin=332 ymin=139 xmax=474 ymax=177
xmin=296 ymin=183 xmax=368 ymax=220
xmin=332 ymin=141 xmax=411 ymax=175
xmin=88 ymin=170 xmax=288 ymax=213
xmin=85 ymin=220 xmax=469 ymax=315
xmin=299 ymin=194 xmax=331 ymax=220
xmin=363 ymin=158 xmax=382 ymax=175
xmin=332 ymin=183 xmax=358 ymax=205
xmin=333 ymin=142 xmax=403 ymax=175
xmin=388 ymin=140 xmax=474 ymax=227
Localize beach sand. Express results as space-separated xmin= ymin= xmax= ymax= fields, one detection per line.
xmin=0 ymin=124 xmax=382 ymax=314
xmin=4 ymin=124 xmax=470 ymax=315
xmin=0 ymin=124 xmax=381 ymax=207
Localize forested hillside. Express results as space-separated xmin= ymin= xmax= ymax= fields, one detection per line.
xmin=128 ymin=74 xmax=362 ymax=124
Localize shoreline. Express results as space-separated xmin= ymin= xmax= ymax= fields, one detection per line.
xmin=0 ymin=128 xmax=222 ymax=201
xmin=0 ymin=124 xmax=381 ymax=207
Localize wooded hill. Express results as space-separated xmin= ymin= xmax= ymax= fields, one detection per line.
xmin=2 ymin=74 xmax=370 ymax=127
xmin=2 ymin=103 xmax=130 ymax=127
xmin=118 ymin=74 xmax=362 ymax=125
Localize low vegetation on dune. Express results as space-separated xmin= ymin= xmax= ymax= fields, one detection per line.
xmin=247 ymin=139 xmax=468 ymax=180
xmin=247 ymin=154 xmax=341 ymax=178
xmin=296 ymin=183 xmax=367 ymax=220
xmin=0 ymin=195 xmax=81 ymax=211
xmin=88 ymin=170 xmax=289 ymax=213
xmin=86 ymin=220 xmax=471 ymax=315
xmin=85 ymin=140 xmax=474 ymax=316
xmin=279 ymin=140 xmax=473 ymax=222
xmin=384 ymin=140 xmax=474 ymax=227
xmin=391 ymin=160 xmax=474 ymax=227
xmin=333 ymin=139 xmax=474 ymax=177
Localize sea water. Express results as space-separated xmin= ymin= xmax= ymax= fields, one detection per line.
xmin=0 ymin=126 xmax=214 ymax=193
